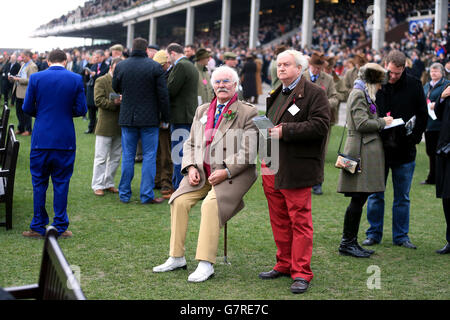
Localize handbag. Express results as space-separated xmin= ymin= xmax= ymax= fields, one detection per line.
xmin=335 ymin=123 xmax=362 ymax=174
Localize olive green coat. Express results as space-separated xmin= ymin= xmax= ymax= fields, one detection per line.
xmin=94 ymin=73 xmax=121 ymax=137
xmin=167 ymin=57 xmax=199 ymax=124
xmin=337 ymin=89 xmax=387 ymax=193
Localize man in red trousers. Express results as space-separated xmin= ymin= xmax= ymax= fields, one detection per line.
xmin=259 ymin=50 xmax=330 ymax=294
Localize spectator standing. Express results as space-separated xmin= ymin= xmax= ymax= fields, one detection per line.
xmin=112 ymin=38 xmax=169 ymax=204
xmin=269 ymin=45 xmax=286 ymax=90
xmin=153 ymin=50 xmax=173 ymax=199
xmin=110 ymin=44 xmax=124 ymax=60
xmin=2 ymin=54 xmax=20 ymax=105
xmin=11 ymin=51 xmax=38 ymax=136
xmin=363 ymin=50 xmax=428 ymax=249
xmin=241 ymin=53 xmax=257 ymax=103
xmin=85 ymin=50 xmax=108 ymax=134
xmin=184 ymin=44 xmax=196 ymax=64
xmin=194 ymin=48 xmax=214 ymax=105
xmin=21 ymin=49 xmax=87 ymax=238
xmin=259 ymin=50 xmax=330 ymax=294
xmin=434 ymin=84 xmax=450 ymax=254
xmin=337 ymin=63 xmax=392 ymax=258
xmin=421 ymin=63 xmax=450 ymax=185
xmin=91 ymin=58 xmax=122 ymax=196
xmin=343 ymin=54 xmax=367 ymax=96
xmin=166 ymin=43 xmax=199 ymax=191
xmin=303 ymin=51 xmax=339 ymax=195
xmin=254 ymin=53 xmax=263 ymax=104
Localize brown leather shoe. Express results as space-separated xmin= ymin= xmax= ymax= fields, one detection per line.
xmin=162 ymin=193 xmax=173 ymax=200
xmin=94 ymin=189 xmax=105 ymax=196
xmin=21 ymin=131 xmax=31 ymax=136
xmin=59 ymin=230 xmax=73 ymax=238
xmin=22 ymin=230 xmax=44 ymax=238
xmin=15 ymin=130 xmax=23 ymax=135
xmin=291 ymin=278 xmax=310 ymax=294
xmin=143 ymin=197 xmax=165 ymax=204
xmin=161 ymin=189 xmax=174 ymax=195
xmin=105 ymin=187 xmax=119 ymax=193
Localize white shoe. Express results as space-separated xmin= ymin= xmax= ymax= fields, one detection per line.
xmin=187 ymin=261 xmax=214 ymax=283
xmin=153 ymin=256 xmax=187 ymax=273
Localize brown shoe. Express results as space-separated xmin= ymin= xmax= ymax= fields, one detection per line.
xmin=105 ymin=187 xmax=119 ymax=193
xmin=59 ymin=230 xmax=73 ymax=238
xmin=161 ymin=189 xmax=174 ymax=195
xmin=22 ymin=230 xmax=44 ymax=238
xmin=21 ymin=131 xmax=31 ymax=136
xmin=143 ymin=197 xmax=165 ymax=204
xmin=162 ymin=193 xmax=173 ymax=200
xmin=94 ymin=189 xmax=105 ymax=196
xmin=15 ymin=130 xmax=23 ymax=135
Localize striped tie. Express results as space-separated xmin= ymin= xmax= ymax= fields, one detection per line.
xmin=214 ymin=104 xmax=225 ymax=127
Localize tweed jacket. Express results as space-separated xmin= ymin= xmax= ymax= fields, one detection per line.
xmin=167 ymin=57 xmax=199 ymax=124
xmin=195 ymin=62 xmax=214 ymax=105
xmin=169 ymin=100 xmax=259 ymax=227
xmin=303 ymin=70 xmax=340 ymax=125
xmin=94 ymin=73 xmax=121 ymax=137
xmin=266 ymin=76 xmax=330 ymax=189
xmin=337 ymin=88 xmax=386 ymax=193
xmin=14 ymin=61 xmax=38 ymax=99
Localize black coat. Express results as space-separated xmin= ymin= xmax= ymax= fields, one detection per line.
xmin=1 ymin=61 xmax=20 ymax=93
xmin=112 ymin=50 xmax=170 ymax=127
xmin=376 ymin=71 xmax=428 ymax=165
xmin=86 ymin=61 xmax=108 ymax=107
xmin=241 ymin=59 xmax=257 ymax=98
xmin=435 ymin=85 xmax=450 ymax=198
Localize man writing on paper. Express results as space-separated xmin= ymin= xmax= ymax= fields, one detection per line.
xmin=363 ymin=50 xmax=428 ymax=249
xmin=153 ymin=66 xmax=258 ymax=283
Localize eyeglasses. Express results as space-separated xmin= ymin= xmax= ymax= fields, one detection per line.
xmin=213 ymin=79 xmax=233 ymax=85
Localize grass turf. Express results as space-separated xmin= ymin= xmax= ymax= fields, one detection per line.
xmin=0 ymin=101 xmax=448 ymax=300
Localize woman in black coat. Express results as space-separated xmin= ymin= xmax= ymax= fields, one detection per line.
xmin=434 ymin=84 xmax=450 ymax=254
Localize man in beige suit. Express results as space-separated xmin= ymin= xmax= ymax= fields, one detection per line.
xmin=10 ymin=51 xmax=38 ymax=136
xmin=303 ymin=51 xmax=338 ymax=195
xmin=153 ymin=65 xmax=258 ymax=282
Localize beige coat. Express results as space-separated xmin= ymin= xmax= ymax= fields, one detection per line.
xmin=14 ymin=61 xmax=38 ymax=99
xmin=303 ymin=70 xmax=339 ymax=124
xmin=169 ymin=100 xmax=259 ymax=227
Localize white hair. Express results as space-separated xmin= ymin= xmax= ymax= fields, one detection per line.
xmin=277 ymin=50 xmax=309 ymax=71
xmin=210 ymin=65 xmax=240 ymax=87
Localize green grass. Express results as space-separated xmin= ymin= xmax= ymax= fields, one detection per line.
xmin=0 ymin=100 xmax=448 ymax=300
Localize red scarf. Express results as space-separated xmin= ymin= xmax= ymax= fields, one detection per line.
xmin=203 ymin=93 xmax=238 ymax=177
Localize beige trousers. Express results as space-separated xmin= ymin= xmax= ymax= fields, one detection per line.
xmin=169 ymin=182 xmax=220 ymax=264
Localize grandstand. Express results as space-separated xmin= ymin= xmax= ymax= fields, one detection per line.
xmin=31 ymin=0 xmax=447 ymax=52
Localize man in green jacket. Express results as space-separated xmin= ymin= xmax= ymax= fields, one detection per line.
xmin=92 ymin=57 xmax=122 ymax=196
xmin=166 ymin=43 xmax=199 ymax=190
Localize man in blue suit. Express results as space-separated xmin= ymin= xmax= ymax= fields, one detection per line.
xmin=21 ymin=49 xmax=88 ymax=238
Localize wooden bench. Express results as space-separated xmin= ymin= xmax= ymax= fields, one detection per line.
xmin=0 ymin=125 xmax=19 ymax=230
xmin=0 ymin=104 xmax=10 ymax=153
xmin=5 ymin=226 xmax=86 ymax=300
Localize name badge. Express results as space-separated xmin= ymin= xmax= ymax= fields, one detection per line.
xmin=288 ymin=104 xmax=300 ymax=116
xmin=200 ymin=115 xmax=208 ymax=125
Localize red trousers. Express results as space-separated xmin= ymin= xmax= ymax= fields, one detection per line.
xmin=262 ymin=170 xmax=314 ymax=282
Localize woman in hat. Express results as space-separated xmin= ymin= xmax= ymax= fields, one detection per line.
xmin=336 ymin=63 xmax=393 ymax=258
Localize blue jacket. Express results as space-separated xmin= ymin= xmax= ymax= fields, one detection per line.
xmin=423 ymin=77 xmax=450 ymax=131
xmin=22 ymin=66 xmax=87 ymax=150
